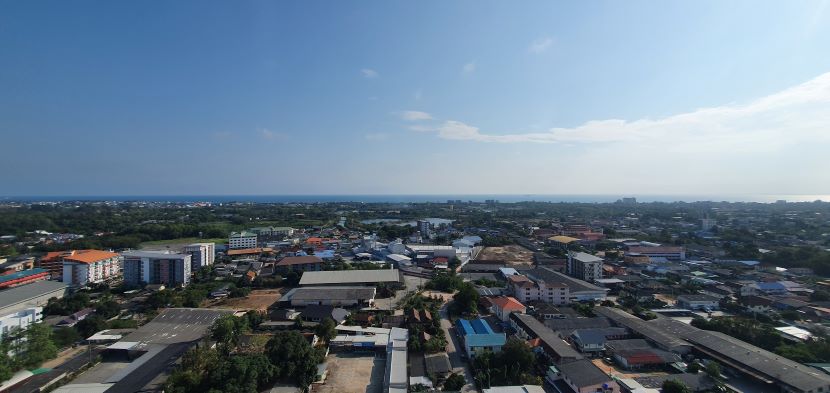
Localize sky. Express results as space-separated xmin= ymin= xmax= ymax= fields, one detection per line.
xmin=2 ymin=1 xmax=830 ymax=197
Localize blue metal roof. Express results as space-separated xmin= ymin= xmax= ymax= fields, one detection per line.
xmin=470 ymin=318 xmax=495 ymax=334
xmin=457 ymin=319 xmax=475 ymax=335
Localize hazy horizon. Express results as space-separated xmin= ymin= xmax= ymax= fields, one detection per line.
xmin=4 ymin=193 xmax=830 ymax=204
xmin=2 ymin=1 xmax=830 ymax=196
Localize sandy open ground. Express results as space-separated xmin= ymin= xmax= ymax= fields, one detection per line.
xmin=477 ymin=245 xmax=535 ymax=265
xmin=211 ymin=289 xmax=282 ymax=311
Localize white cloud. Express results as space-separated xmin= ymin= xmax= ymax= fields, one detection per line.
xmin=528 ymin=37 xmax=553 ymax=54
xmin=361 ymin=68 xmax=379 ymax=78
xmin=462 ymin=62 xmax=476 ymax=74
xmin=364 ymin=133 xmax=389 ymax=141
xmin=401 ymin=111 xmax=433 ymax=121
xmin=411 ymin=71 xmax=830 ymax=152
xmin=259 ymin=128 xmax=286 ymax=140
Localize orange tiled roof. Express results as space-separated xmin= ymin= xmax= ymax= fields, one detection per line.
xmin=489 ymin=296 xmax=526 ymax=311
xmin=41 ymin=251 xmax=66 ymax=262
xmin=227 ymin=247 xmax=273 ymax=256
xmin=63 ymin=249 xmax=119 ymax=264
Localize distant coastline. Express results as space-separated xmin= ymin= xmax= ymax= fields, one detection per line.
xmin=2 ymin=194 xmax=829 ymax=204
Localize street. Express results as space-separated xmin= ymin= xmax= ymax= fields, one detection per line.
xmin=439 ymin=303 xmax=476 ymax=392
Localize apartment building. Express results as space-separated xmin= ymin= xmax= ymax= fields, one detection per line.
xmin=567 ymin=252 xmax=603 ymax=282
xmin=183 ymin=243 xmax=215 ymax=270
xmin=122 ymin=251 xmax=192 ymax=287
xmin=229 ymin=231 xmax=258 ymax=249
xmin=507 ymin=274 xmax=570 ymax=305
xmin=61 ymin=250 xmax=121 ymax=286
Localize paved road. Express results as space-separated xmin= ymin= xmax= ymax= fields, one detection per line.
xmin=439 ymin=303 xmax=477 ymax=392
xmin=9 ymin=346 xmax=103 ymax=393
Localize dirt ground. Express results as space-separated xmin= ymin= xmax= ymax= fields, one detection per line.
xmin=210 ymin=289 xmax=282 ymax=311
xmin=654 ymin=294 xmax=677 ymax=306
xmin=477 ymin=245 xmax=535 ymax=265
xmin=315 ymin=353 xmax=384 ymax=393
xmin=590 ymin=358 xmax=668 ymax=378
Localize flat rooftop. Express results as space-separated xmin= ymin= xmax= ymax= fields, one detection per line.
xmin=298 ymin=269 xmax=401 ymax=286
xmin=116 ymin=308 xmax=234 ymax=347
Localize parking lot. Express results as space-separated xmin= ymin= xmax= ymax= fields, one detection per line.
xmin=315 ymin=353 xmax=384 ymax=393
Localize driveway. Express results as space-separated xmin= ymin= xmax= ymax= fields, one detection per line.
xmin=439 ymin=303 xmax=476 ymax=392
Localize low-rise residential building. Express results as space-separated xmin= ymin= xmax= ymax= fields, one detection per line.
xmin=457 ymin=318 xmax=506 ymax=358
xmin=275 ymin=255 xmax=324 ymax=272
xmin=510 ymin=313 xmax=583 ymax=364
xmin=229 ymin=231 xmax=258 ymax=249
xmin=61 ymin=249 xmax=121 ymax=286
xmin=570 ymin=328 xmax=627 ymax=355
xmin=122 ymin=251 xmax=192 ymax=287
xmin=626 ymin=246 xmax=685 ymax=261
xmin=249 ymin=226 xmax=295 ymax=238
xmin=490 ymin=296 xmax=526 ymax=322
xmin=550 ymin=359 xmax=620 ymax=393
xmin=183 ymin=243 xmax=215 ymax=270
xmin=508 ymin=274 xmax=569 ymax=305
xmin=676 ymin=294 xmax=720 ymax=310
xmin=511 ymin=267 xmax=608 ymax=304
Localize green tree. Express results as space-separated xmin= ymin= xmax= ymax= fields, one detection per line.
xmin=452 ymin=283 xmax=479 ymax=315
xmin=52 ymin=327 xmax=81 ymax=348
xmin=705 ymin=361 xmax=722 ymax=380
xmin=0 ymin=341 xmax=15 ymax=381
xmin=662 ymin=379 xmax=692 ymax=393
xmin=265 ymin=331 xmax=321 ymax=388
xmin=315 ymin=318 xmax=336 ymax=342
xmin=76 ymin=314 xmax=108 ymax=338
xmin=22 ymin=323 xmax=58 ymax=368
xmin=211 ymin=315 xmax=247 ymax=350
xmin=443 ymin=373 xmax=466 ymax=391
xmin=95 ymin=299 xmax=121 ymax=319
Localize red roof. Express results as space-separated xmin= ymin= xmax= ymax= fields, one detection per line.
xmin=62 ymin=250 xmax=119 ymax=264
xmin=276 ymin=255 xmax=323 ymax=266
xmin=489 ymin=296 xmax=526 ymax=312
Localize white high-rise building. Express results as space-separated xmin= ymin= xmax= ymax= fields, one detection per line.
xmin=183 ymin=243 xmax=215 ymax=270
xmin=60 ymin=250 xmax=121 ymax=286
xmin=417 ymin=220 xmax=432 ymax=239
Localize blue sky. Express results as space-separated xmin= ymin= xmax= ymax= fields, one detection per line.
xmin=2 ymin=1 xmax=830 ymax=196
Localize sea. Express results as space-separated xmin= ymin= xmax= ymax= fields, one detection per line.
xmin=2 ymin=194 xmax=830 ymax=204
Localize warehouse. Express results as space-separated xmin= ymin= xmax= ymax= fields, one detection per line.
xmin=280 ymin=286 xmax=376 ymax=307
xmin=0 ymin=281 xmax=68 ymax=337
xmin=298 ymin=269 xmax=402 ymax=287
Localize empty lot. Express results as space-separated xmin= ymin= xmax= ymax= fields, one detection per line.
xmin=315 ymin=353 xmax=384 ymax=393
xmin=211 ymin=289 xmax=283 ymax=311
xmin=477 ymin=245 xmax=535 ymax=265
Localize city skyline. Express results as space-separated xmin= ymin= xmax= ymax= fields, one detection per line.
xmin=2 ymin=1 xmax=830 ymax=196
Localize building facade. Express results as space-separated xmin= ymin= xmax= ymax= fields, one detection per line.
xmin=568 ymin=252 xmax=603 ymax=282
xmin=0 ymin=281 xmax=68 ymax=338
xmin=61 ymin=250 xmax=121 ymax=286
xmin=183 ymin=243 xmax=215 ymax=271
xmin=229 ymin=231 xmax=258 ymax=249
xmin=508 ymin=275 xmax=570 ymax=305
xmin=122 ymin=251 xmax=192 ymax=287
